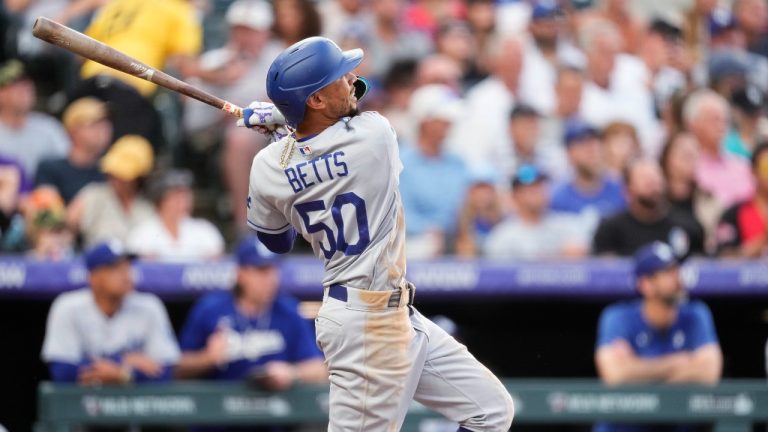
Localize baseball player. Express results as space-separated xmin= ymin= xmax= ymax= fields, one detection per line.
xmin=239 ymin=37 xmax=514 ymax=432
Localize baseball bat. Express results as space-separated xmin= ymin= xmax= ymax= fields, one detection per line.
xmin=31 ymin=16 xmax=243 ymax=118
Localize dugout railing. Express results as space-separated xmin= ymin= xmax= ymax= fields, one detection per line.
xmin=36 ymin=379 xmax=768 ymax=432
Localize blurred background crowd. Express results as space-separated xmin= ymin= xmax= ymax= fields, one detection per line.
xmin=3 ymin=0 xmax=768 ymax=262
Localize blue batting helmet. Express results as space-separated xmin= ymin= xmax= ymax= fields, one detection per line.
xmin=266 ymin=37 xmax=364 ymax=127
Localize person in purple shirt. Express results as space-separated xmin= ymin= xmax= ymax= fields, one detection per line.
xmin=176 ymin=236 xmax=326 ymax=388
xmin=594 ymin=241 xmax=722 ymax=432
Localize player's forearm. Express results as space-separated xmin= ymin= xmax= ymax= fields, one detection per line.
xmin=295 ymin=358 xmax=328 ymax=384
xmin=666 ymin=346 xmax=722 ymax=384
xmin=174 ymin=352 xmax=216 ymax=379
xmin=599 ymin=356 xmax=682 ymax=385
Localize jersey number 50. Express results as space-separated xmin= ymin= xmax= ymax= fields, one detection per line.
xmin=294 ymin=192 xmax=370 ymax=259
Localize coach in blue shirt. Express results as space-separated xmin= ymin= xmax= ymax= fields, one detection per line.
xmin=175 ymin=236 xmax=326 ymax=389
xmin=594 ymin=241 xmax=722 ymax=432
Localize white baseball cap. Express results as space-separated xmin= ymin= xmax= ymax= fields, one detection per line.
xmin=226 ymin=0 xmax=274 ymax=30
xmin=409 ymin=84 xmax=464 ymax=125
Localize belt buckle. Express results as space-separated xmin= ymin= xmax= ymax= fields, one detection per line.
xmin=406 ymin=282 xmax=415 ymax=305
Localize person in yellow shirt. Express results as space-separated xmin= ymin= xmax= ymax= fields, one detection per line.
xmin=81 ymin=0 xmax=202 ymax=96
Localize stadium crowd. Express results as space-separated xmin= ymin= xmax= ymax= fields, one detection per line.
xmin=1 ymin=0 xmax=768 ymax=261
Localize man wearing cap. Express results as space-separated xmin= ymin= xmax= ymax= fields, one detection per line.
xmin=518 ymin=0 xmax=585 ymax=116
xmin=508 ymin=104 xmax=569 ymax=181
xmin=723 ymin=85 xmax=766 ymax=160
xmin=67 ymin=135 xmax=156 ymax=247
xmin=399 ymin=84 xmax=468 ymax=257
xmin=594 ymin=241 xmax=721 ymax=431
xmin=550 ymin=118 xmax=625 ymax=235
xmin=176 ymin=236 xmax=326 ymax=388
xmin=127 ymin=169 xmax=225 ymax=262
xmin=485 ymin=164 xmax=588 ymax=259
xmin=0 ymin=59 xmax=69 ymax=179
xmin=35 ymin=97 xmax=112 ymax=203
xmin=41 ymin=240 xmax=180 ymax=384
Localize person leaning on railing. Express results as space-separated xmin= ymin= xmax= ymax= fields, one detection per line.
xmin=594 ymin=241 xmax=723 ymax=432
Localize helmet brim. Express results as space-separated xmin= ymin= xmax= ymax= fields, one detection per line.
xmin=337 ymin=48 xmax=364 ymax=78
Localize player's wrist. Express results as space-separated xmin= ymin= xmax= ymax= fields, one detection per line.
xmin=119 ymin=365 xmax=134 ymax=383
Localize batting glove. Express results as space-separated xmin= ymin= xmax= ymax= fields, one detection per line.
xmin=237 ymin=101 xmax=291 ymax=141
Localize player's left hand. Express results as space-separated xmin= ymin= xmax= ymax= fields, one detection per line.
xmin=122 ymin=352 xmax=163 ymax=377
xmin=78 ymin=358 xmax=128 ymax=385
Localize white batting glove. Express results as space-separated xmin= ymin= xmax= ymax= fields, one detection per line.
xmin=237 ymin=101 xmax=290 ymax=141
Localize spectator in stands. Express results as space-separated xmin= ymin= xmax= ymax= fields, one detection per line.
xmin=716 ymin=143 xmax=768 ymax=257
xmin=635 ymin=18 xmax=688 ymax=125
xmin=456 ymin=166 xmax=505 ymax=257
xmin=354 ymin=0 xmax=432 ymax=81
xmin=602 ymin=122 xmax=641 ymax=180
xmin=272 ymin=0 xmax=322 ymax=47
xmin=539 ymin=66 xmax=584 ymax=173
xmin=550 ymin=118 xmax=626 ymax=233
xmin=379 ymin=60 xmax=419 ymax=142
xmin=448 ymin=35 xmax=524 ymax=175
xmin=41 ymin=240 xmax=180 ymax=384
xmin=594 ymin=241 xmax=722 ymax=430
xmin=183 ymin=0 xmax=282 ymax=230
xmin=127 ymin=169 xmax=224 ymax=262
xmin=508 ymin=104 xmax=568 ymax=180
xmin=485 ymin=164 xmax=588 ymax=259
xmin=0 ymin=156 xmax=31 ymax=238
xmin=22 ymin=187 xmax=74 ymax=260
xmin=706 ymin=10 xmax=768 ymax=96
xmin=578 ymin=0 xmax=645 ymax=54
xmin=176 ymin=236 xmax=326 ymax=388
xmin=519 ymin=0 xmax=585 ymax=116
xmin=579 ymin=20 xmax=661 ymax=155
xmin=734 ymin=0 xmax=768 ymax=58
xmin=593 ymin=158 xmax=705 ymax=256
xmin=319 ymin=0 xmax=366 ymax=42
xmin=35 ymin=97 xmax=111 ymax=204
xmin=683 ymin=0 xmax=719 ymax=67
xmin=465 ymin=0 xmax=496 ymax=67
xmin=67 ymin=135 xmax=156 ymax=248
xmin=434 ymin=20 xmax=479 ymax=90
xmin=659 ymin=132 xmax=720 ymax=254
xmin=723 ymin=86 xmax=767 ymax=160
xmin=0 ymin=59 xmax=69 ymax=179
xmin=400 ymin=85 xmax=468 ymax=258
xmin=685 ymin=89 xmax=755 ymax=209
xmin=81 ymin=0 xmax=202 ymax=97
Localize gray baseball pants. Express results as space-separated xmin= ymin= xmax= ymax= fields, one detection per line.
xmin=315 ymin=285 xmax=514 ymax=432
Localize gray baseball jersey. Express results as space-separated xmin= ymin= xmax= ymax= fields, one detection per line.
xmin=41 ymin=289 xmax=180 ymax=365
xmin=247 ymin=112 xmax=406 ymax=291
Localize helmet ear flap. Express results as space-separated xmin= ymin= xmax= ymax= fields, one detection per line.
xmin=353 ymin=76 xmax=370 ymax=101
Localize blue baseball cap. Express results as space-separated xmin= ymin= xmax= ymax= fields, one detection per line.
xmin=531 ymin=0 xmax=561 ymax=20
xmin=634 ymin=241 xmax=679 ymax=278
xmin=563 ymin=117 xmax=599 ymax=147
xmin=236 ymin=236 xmax=279 ymax=267
xmin=708 ymin=8 xmax=737 ymax=36
xmin=512 ymin=164 xmax=548 ymax=187
xmin=84 ymin=240 xmax=136 ymax=271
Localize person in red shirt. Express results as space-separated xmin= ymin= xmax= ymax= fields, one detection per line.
xmin=716 ymin=142 xmax=768 ymax=256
